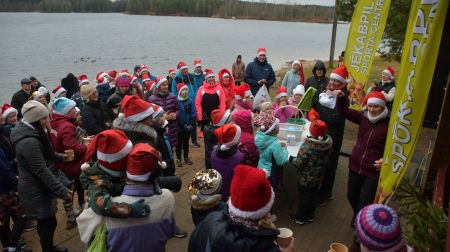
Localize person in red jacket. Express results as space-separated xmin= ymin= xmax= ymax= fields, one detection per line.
xmin=195 ymin=69 xmax=226 ymax=130
xmin=50 ymin=97 xmax=87 ymax=230
xmin=218 ymin=68 xmax=236 ymax=110
xmin=335 ymin=90 xmax=390 ymax=225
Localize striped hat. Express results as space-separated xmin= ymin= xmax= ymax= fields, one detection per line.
xmin=355 ymin=204 xmax=404 ymax=251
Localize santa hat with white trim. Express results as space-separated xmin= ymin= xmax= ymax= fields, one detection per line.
xmin=118 ymin=95 xmax=156 ymax=123
xmin=330 ymin=65 xmax=349 ymax=84
xmin=78 ymin=74 xmax=89 ymax=86
xmin=154 ymin=76 xmax=168 ymax=90
xmin=177 ymin=61 xmax=188 ymax=71
xmin=276 ymin=86 xmax=288 ymax=99
xmin=234 ymin=83 xmax=253 ymax=101
xmin=1 ymin=103 xmax=18 ymax=119
xmin=211 ymin=109 xmax=231 ymax=127
xmin=382 ymin=66 xmax=395 ymax=79
xmin=204 ymin=69 xmax=215 ymax=79
xmin=139 ymin=64 xmax=149 ymax=74
xmin=80 ymin=129 xmax=133 ymax=177
xmin=362 ymin=91 xmax=386 ymax=109
xmin=214 ymin=124 xmax=241 ymax=151
xmin=96 ymin=71 xmax=110 ymax=85
xmin=119 ymin=69 xmax=130 ymax=77
xmin=52 ymin=85 xmax=67 ymax=98
xmin=257 ymin=47 xmax=267 ymax=56
xmin=228 ymin=165 xmax=275 ymax=220
xmin=176 ymin=83 xmax=188 ymax=93
xmin=126 ymin=143 xmax=166 ymax=182
xmin=194 ymin=59 xmax=202 ymax=68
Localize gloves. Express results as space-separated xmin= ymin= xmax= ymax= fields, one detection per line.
xmin=129 ymin=199 xmax=150 ymax=218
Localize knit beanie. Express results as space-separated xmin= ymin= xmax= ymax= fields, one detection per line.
xmin=80 ymin=84 xmax=97 ymax=100
xmin=188 ymin=169 xmax=222 ymax=199
xmin=258 ymin=113 xmax=279 ymax=134
xmin=38 ymin=86 xmax=49 ymax=95
xmin=21 ymin=100 xmax=49 ymax=123
xmin=52 ymin=97 xmax=76 ymax=115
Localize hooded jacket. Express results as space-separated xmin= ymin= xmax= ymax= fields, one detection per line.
xmin=211 ymin=146 xmax=245 ymax=200
xmin=218 ymin=68 xmax=236 ymax=110
xmin=232 ymin=61 xmax=245 ymax=82
xmin=81 ymin=100 xmax=108 ymax=135
xmin=172 ymin=72 xmax=196 ymax=101
xmin=177 ymin=96 xmax=196 ymax=131
xmin=10 ymin=122 xmax=69 ymax=219
xmin=232 ymin=110 xmax=259 ymax=167
xmin=195 ymin=82 xmax=226 ymax=121
xmin=51 ymin=113 xmax=87 ymax=179
xmin=192 ymin=71 xmax=205 ymax=94
xmin=244 ymin=57 xmax=276 ymax=96
xmin=292 ymin=136 xmax=333 ymax=188
xmin=255 ymin=131 xmax=289 ymax=177
xmin=61 ymin=73 xmax=79 ymax=100
xmin=281 ymin=62 xmax=302 ymax=95
xmin=305 ymin=60 xmax=329 ymax=100
xmin=112 ymin=117 xmax=158 ymax=147
xmin=149 ymin=93 xmax=179 ymax=148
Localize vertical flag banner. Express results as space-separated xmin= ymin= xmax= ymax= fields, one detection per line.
xmin=376 ymin=0 xmax=449 ymax=203
xmin=344 ymin=0 xmax=392 ymax=110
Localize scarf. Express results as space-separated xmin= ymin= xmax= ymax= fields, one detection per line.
xmin=178 ymin=94 xmax=189 ymax=101
xmin=366 ymin=107 xmax=389 ymax=124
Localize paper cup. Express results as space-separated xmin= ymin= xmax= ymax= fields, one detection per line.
xmin=329 ymin=243 xmax=348 ymax=252
xmin=82 ymin=136 xmax=93 ymax=145
xmin=277 ymin=228 xmax=293 ymax=248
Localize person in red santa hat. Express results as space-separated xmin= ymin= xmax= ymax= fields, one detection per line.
xmin=218 ymin=68 xmax=236 ymax=110
xmin=1 ymin=104 xmax=18 ymax=131
xmin=312 ymin=65 xmax=349 ymax=206
xmin=203 ymin=108 xmax=231 ymax=169
xmin=272 ymin=86 xmax=297 ymax=123
xmin=244 ymin=47 xmax=277 ymax=96
xmin=95 ymin=71 xmax=114 ymax=103
xmin=335 ymin=90 xmax=390 ymax=224
xmin=368 ymin=66 xmax=396 ymax=111
xmin=70 ymin=74 xmax=89 ymax=109
xmin=52 ymin=85 xmax=67 ymax=99
xmin=78 ymin=143 xmax=175 ymax=251
xmin=175 ymin=83 xmax=196 ymax=167
xmin=189 ymin=165 xmax=296 ymax=252
xmin=166 ymin=69 xmax=176 ymax=92
xmin=232 ymin=83 xmax=253 ymax=116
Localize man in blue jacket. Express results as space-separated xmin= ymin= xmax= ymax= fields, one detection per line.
xmin=244 ymin=48 xmax=276 ymax=96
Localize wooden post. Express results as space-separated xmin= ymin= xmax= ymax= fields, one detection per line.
xmin=329 ymin=0 xmax=338 ymax=69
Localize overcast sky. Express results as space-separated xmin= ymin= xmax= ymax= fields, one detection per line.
xmin=245 ymin=0 xmax=336 ymax=6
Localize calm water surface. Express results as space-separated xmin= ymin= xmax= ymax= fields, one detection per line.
xmin=0 ymin=12 xmax=349 ymax=102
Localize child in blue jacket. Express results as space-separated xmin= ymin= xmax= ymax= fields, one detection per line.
xmin=176 ymin=83 xmax=196 ymax=167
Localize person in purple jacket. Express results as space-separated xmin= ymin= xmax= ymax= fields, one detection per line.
xmin=335 ymin=90 xmax=390 ymax=224
xmin=211 ymin=124 xmax=245 ymax=201
xmin=148 ymin=76 xmax=179 ymax=149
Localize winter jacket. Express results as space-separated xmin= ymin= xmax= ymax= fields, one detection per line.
xmin=337 ymin=96 xmax=389 ymax=179
xmin=177 ymin=97 xmax=196 ymax=131
xmin=218 ymin=68 xmax=236 ymax=110
xmin=282 ymin=69 xmax=302 ymax=95
xmin=211 ymin=146 xmax=245 ymax=200
xmin=232 ymin=109 xmax=259 ymax=167
xmin=188 ymin=210 xmax=280 ymax=252
xmin=292 ymin=136 xmax=333 ymax=188
xmin=203 ymin=124 xmax=220 ymax=169
xmin=153 ymin=125 xmax=176 ymax=177
xmin=172 ymin=72 xmax=196 ymax=100
xmin=232 ymin=61 xmax=245 ymax=83
xmin=193 ymin=71 xmax=205 ymax=95
xmin=113 ymin=117 xmax=158 ymax=147
xmin=190 ymin=194 xmax=227 ymax=227
xmin=10 ymin=122 xmax=69 ymax=219
xmin=97 ymin=84 xmax=114 ymax=103
xmin=305 ymin=60 xmax=329 ymax=101
xmin=255 ymin=131 xmax=289 ymax=177
xmin=244 ymin=57 xmax=276 ymax=96
xmin=149 ymin=93 xmax=179 ymax=148
xmin=50 ymin=113 xmax=87 ymax=179
xmin=71 ymin=91 xmax=84 ymax=109
xmin=0 ymin=149 xmax=17 ymax=195
xmin=195 ymin=82 xmax=226 ymax=121
xmin=61 ymin=73 xmax=79 ymax=99
xmin=11 ymin=89 xmax=31 ymax=118
xmin=77 ymin=185 xmax=175 ymax=252
xmin=81 ymin=101 xmax=108 ymax=135
xmin=272 ymin=103 xmax=297 ymax=123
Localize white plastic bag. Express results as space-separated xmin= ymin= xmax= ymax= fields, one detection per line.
xmin=253 ymin=85 xmax=271 ymax=110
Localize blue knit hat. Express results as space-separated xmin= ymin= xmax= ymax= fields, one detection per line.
xmin=52 ymin=97 xmax=76 ymax=115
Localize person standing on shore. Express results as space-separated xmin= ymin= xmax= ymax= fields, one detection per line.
xmin=30 ymin=76 xmax=51 ymax=103
xmin=191 ymin=60 xmax=204 ymax=147
xmin=305 ymin=60 xmax=329 ymax=100
xmin=282 ymin=60 xmax=304 ymax=95
xmin=11 ymin=78 xmax=33 ymax=119
xmin=244 ymin=48 xmax=276 ymax=96
xmin=232 ymin=55 xmax=245 ymax=86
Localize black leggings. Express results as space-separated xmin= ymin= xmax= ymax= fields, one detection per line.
xmin=176 ymin=130 xmax=190 ymax=159
xmin=0 ymin=212 xmax=27 ymax=248
xmin=347 ymin=170 xmax=379 ymax=216
xmin=37 ymin=215 xmax=57 ymax=252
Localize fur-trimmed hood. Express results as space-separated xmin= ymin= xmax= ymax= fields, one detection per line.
xmin=112 ymin=117 xmax=158 ymax=146
xmin=190 ymin=194 xmax=222 ymax=210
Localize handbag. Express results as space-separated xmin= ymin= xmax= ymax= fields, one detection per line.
xmin=87 ymin=223 xmax=107 ymax=252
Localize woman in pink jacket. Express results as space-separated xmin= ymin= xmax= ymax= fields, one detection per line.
xmin=195 ymin=69 xmax=226 ymax=130
xmin=232 ymin=109 xmax=259 ymax=167
xmin=218 ymin=68 xmax=236 ymax=110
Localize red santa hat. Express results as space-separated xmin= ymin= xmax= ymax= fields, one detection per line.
xmin=330 ymin=65 xmax=349 ymax=84
xmin=214 ymin=124 xmax=241 ymax=151
xmin=52 ymin=85 xmax=67 ymax=98
xmin=362 ymin=91 xmax=386 ymax=108
xmin=193 ymin=59 xmax=202 ymax=68
xmin=309 ymin=119 xmax=327 ymax=139
xmin=119 ymin=95 xmax=156 ymax=123
xmin=257 ymin=47 xmax=267 ymax=56
xmin=168 ymin=69 xmax=175 ymax=75
xmin=177 ymin=61 xmax=188 ymax=71
xmin=126 ymin=143 xmax=166 ymax=182
xmin=80 ymin=129 xmax=133 ymax=177
xmin=176 ymin=83 xmax=188 ymax=93
xmin=145 ymin=80 xmax=155 ymax=92
xmin=155 ymin=76 xmax=168 ymax=90
xmin=382 ymin=66 xmax=395 ymax=79
xmin=211 ymin=109 xmax=231 ymax=127
xmin=108 ymin=70 xmax=118 ymax=79
xmin=234 ymin=83 xmax=253 ymax=101
xmin=204 ymin=69 xmax=215 ymax=79
xmin=96 ymin=71 xmax=110 ymax=85
xmin=141 ymin=73 xmax=151 ymax=83
xmin=78 ymin=74 xmax=89 ymax=86
xmin=119 ymin=69 xmax=130 ymax=77
xmin=276 ymin=86 xmax=288 ymax=99
xmin=228 ymin=165 xmax=275 ymax=220
xmin=139 ymin=64 xmax=149 ymax=74
xmin=2 ymin=103 xmax=18 ymax=119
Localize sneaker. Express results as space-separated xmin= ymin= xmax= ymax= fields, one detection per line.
xmin=176 ymin=159 xmax=182 ymax=167
xmin=66 ymin=220 xmax=77 ymax=230
xmin=192 ymin=142 xmax=201 ymax=148
xmin=6 ymin=247 xmax=31 ymax=252
xmin=23 ymin=222 xmax=36 ymax=232
xmin=288 ymin=214 xmax=305 ymax=225
xmin=174 ymin=226 xmax=187 ymax=238
xmin=306 ymin=217 xmax=315 ymax=223
xmin=184 ymin=157 xmax=193 ymax=165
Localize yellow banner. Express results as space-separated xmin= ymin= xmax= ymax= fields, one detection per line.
xmin=376 ymin=0 xmax=449 ymax=203
xmin=344 ymin=0 xmax=392 ymax=110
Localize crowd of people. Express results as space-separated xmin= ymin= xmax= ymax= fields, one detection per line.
xmin=0 ymin=47 xmax=409 ymax=252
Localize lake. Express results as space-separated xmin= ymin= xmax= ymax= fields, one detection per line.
xmin=0 ymin=12 xmax=349 ymax=102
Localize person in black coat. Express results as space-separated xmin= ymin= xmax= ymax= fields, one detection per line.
xmin=244 ymin=48 xmax=276 ymax=96
xmin=80 ymin=84 xmax=108 ymax=135
xmin=10 ymin=78 xmax=32 ymax=119
xmin=304 ymin=60 xmax=329 ymax=100
xmin=61 ymin=73 xmax=80 ymax=100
